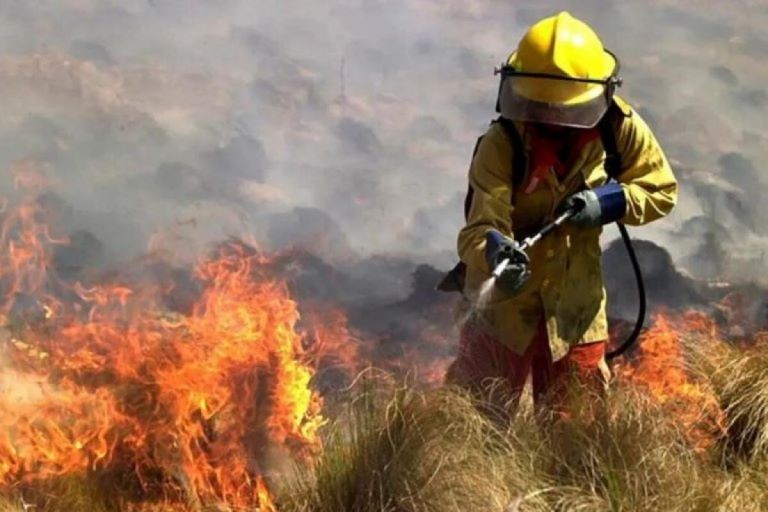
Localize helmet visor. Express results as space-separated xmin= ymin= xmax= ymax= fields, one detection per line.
xmin=498 ymin=75 xmax=611 ymax=128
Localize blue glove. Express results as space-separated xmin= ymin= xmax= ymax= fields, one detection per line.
xmin=485 ymin=230 xmax=530 ymax=295
xmin=561 ymin=183 xmax=627 ymax=227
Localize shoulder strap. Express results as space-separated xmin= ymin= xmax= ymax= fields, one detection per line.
xmin=462 ymin=119 xmax=527 ymax=220
xmin=598 ymin=101 xmax=628 ymax=180
xmin=462 ymin=135 xmax=484 ymax=219
xmin=496 ymin=117 xmax=527 ymax=189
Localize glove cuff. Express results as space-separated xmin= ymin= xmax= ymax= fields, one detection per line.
xmin=595 ymin=183 xmax=627 ymax=224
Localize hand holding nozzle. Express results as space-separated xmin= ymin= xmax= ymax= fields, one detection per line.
xmin=485 ymin=232 xmax=530 ymax=295
xmin=486 ymin=209 xmax=576 ymax=293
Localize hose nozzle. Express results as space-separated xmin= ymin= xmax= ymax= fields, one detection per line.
xmin=489 ymin=209 xmax=576 ymax=281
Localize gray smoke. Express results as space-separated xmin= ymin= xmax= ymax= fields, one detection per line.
xmin=0 ymin=0 xmax=764 ymax=302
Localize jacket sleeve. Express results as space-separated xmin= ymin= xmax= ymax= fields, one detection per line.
xmin=457 ymin=127 xmax=514 ymax=273
xmin=615 ymin=108 xmax=678 ymax=226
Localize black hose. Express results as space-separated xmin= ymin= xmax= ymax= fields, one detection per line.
xmin=606 ymin=223 xmax=646 ymax=361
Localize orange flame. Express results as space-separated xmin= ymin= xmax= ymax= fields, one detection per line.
xmin=305 ymin=306 xmax=361 ymax=375
xmin=0 ymin=171 xmax=335 ymax=508
xmin=617 ymin=311 xmax=725 ymax=450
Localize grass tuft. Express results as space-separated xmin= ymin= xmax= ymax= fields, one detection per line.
xmin=688 ymin=335 xmax=768 ymax=464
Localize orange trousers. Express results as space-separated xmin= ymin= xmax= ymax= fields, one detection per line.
xmin=446 ymin=320 xmax=608 ymax=411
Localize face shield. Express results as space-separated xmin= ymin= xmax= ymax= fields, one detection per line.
xmin=496 ymin=50 xmax=623 ymax=129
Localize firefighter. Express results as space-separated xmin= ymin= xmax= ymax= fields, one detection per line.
xmin=444 ymin=11 xmax=678 ymax=411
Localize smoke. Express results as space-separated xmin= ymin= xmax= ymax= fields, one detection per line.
xmin=0 ymin=0 xmax=764 ymax=302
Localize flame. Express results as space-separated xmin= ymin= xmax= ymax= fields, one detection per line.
xmin=0 ymin=170 xmax=334 ymax=508
xmin=616 ymin=311 xmax=725 ymax=450
xmin=305 ymin=306 xmax=360 ymax=374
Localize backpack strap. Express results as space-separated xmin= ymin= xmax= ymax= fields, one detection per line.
xmin=598 ymin=100 xmax=631 ymax=180
xmin=461 ymin=118 xmax=527 ymax=222
xmin=496 ymin=117 xmax=528 ymax=189
xmin=462 ymin=135 xmax=484 ymax=219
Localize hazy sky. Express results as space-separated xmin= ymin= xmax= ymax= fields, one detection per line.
xmin=0 ymin=0 xmax=766 ymax=279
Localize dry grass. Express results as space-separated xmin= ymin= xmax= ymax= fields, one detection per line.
xmin=0 ymin=477 xmax=111 ymax=512
xmin=279 ymin=339 xmax=768 ymax=512
xmin=279 ymin=384 xmax=762 ymax=512
xmin=279 ymin=373 xmax=536 ymax=512
xmin=688 ymin=336 xmax=768 ymax=464
xmin=5 ymin=333 xmax=768 ymax=511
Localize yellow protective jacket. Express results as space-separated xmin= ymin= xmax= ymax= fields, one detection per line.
xmin=458 ymin=98 xmax=678 ymax=361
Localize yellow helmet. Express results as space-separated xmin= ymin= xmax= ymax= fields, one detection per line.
xmin=496 ymin=11 xmax=622 ymax=128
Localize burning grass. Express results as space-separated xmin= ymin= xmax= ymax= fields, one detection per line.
xmin=688 ymin=330 xmax=768 ymax=464
xmin=3 ymin=173 xmax=768 ymax=510
xmin=8 ymin=302 xmax=768 ymax=512
xmin=0 ymin=244 xmax=323 ymax=510
xmin=0 ymin=173 xmax=329 ymax=510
